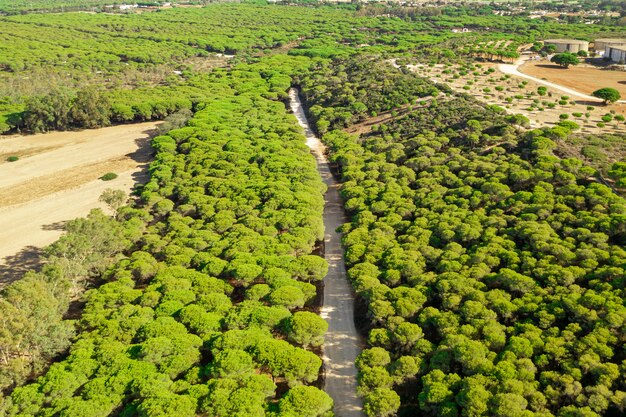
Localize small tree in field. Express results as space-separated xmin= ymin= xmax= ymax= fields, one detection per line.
xmin=550 ymin=53 xmax=579 ymax=68
xmin=593 ymin=88 xmax=621 ymax=104
xmin=99 ymin=188 xmax=126 ymax=212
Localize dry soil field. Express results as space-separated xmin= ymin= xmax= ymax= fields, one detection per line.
xmin=520 ymin=60 xmax=626 ymax=98
xmin=0 ymin=122 xmax=159 ymax=284
xmin=408 ymin=62 xmax=626 ymax=135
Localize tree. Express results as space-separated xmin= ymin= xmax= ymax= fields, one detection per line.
xmin=69 ymin=87 xmax=111 ymax=128
xmin=550 ymin=53 xmax=579 ymax=68
xmin=363 ymin=388 xmax=401 ymax=417
xmin=284 ymin=311 xmax=328 ymax=348
xmin=592 ymin=88 xmax=621 ymax=104
xmin=278 ymin=386 xmax=333 ymax=417
xmin=99 ymin=189 xmax=127 ymax=214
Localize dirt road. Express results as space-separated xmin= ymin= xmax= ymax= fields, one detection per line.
xmin=289 ymin=89 xmax=365 ymax=417
xmin=0 ymin=122 xmax=158 ymax=284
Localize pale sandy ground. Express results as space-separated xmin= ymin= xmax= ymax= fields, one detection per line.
xmin=0 ymin=122 xmax=159 ymax=284
xmin=406 ymin=61 xmax=626 ymax=134
xmin=289 ymin=89 xmax=365 ymax=417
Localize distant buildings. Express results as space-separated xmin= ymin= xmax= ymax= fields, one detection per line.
xmin=605 ymin=46 xmax=626 ymax=64
xmin=543 ymin=39 xmax=589 ymax=54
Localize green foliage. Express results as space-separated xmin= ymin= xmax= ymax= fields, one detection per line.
xmin=6 ymin=155 xmax=18 ymax=162
xmin=301 ymin=55 xmax=626 ymax=417
xmin=3 ymin=58 xmax=329 ymax=415
xmin=100 ymin=172 xmax=118 ymax=181
xmin=550 ymin=53 xmax=580 ymax=68
xmin=593 ymin=88 xmax=621 ymax=104
xmin=284 ymin=311 xmax=328 ymax=348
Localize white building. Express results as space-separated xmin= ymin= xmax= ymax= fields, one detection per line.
xmin=605 ymin=46 xmax=626 ymax=63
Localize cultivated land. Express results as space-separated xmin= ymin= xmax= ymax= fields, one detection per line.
xmin=410 ymin=61 xmax=626 ymax=134
xmin=0 ymin=122 xmax=157 ymax=282
xmin=520 ymin=59 xmax=626 ymax=98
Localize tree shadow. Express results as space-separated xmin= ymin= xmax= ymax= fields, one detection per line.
xmin=0 ymin=246 xmax=43 ymax=286
xmin=535 ymin=64 xmax=564 ymax=69
xmin=573 ymin=100 xmax=603 ymax=107
xmin=41 ymin=220 xmax=67 ymax=231
xmin=127 ymin=135 xmax=154 ymax=187
xmin=618 ymin=81 xmax=626 ymax=85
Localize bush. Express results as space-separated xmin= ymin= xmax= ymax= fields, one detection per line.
xmin=100 ymin=172 xmax=118 ymax=181
xmin=6 ymin=156 xmax=19 ymax=162
xmin=559 ymin=114 xmax=569 ymax=120
xmin=615 ymin=115 xmax=625 ymax=122
xmin=601 ymin=115 xmax=613 ymax=123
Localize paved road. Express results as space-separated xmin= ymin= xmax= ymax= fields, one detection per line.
xmin=498 ymin=58 xmax=626 ymax=103
xmin=289 ymin=89 xmax=365 ymax=417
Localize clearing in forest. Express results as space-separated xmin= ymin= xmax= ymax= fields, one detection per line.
xmin=0 ymin=122 xmax=158 ymax=283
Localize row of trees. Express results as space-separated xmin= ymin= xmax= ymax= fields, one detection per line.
xmin=300 ymin=56 xmax=626 ymax=417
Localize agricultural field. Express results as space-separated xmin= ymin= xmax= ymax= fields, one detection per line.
xmin=410 ymin=61 xmax=626 ymax=134
xmin=1 ymin=3 xmax=626 ymax=417
xmin=520 ymin=60 xmax=626 ymax=99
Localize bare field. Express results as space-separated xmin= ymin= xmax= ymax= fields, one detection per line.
xmin=0 ymin=122 xmax=159 ymax=283
xmin=520 ymin=60 xmax=626 ymax=98
xmin=409 ymin=62 xmax=626 ymax=135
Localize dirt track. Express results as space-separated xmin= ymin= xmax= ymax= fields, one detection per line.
xmin=289 ymin=89 xmax=365 ymax=417
xmin=0 ymin=122 xmax=158 ymax=283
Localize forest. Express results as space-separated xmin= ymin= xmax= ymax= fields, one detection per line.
xmin=1 ymin=3 xmax=624 ymax=134
xmin=1 ymin=55 xmax=338 ymax=416
xmin=298 ymin=56 xmax=626 ymax=416
xmin=0 ymin=2 xmax=626 ymax=417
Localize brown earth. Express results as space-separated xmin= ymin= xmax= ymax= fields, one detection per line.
xmin=0 ymin=122 xmax=159 ymax=284
xmin=409 ymin=62 xmax=626 ymax=135
xmin=520 ymin=60 xmax=626 ymax=98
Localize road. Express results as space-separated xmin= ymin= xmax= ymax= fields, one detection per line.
xmin=498 ymin=58 xmax=626 ymax=103
xmin=0 ymin=122 xmax=158 ymax=284
xmin=289 ymin=89 xmax=365 ymax=417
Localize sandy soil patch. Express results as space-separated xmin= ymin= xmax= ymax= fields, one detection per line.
xmin=0 ymin=122 xmax=159 ymax=284
xmin=520 ymin=60 xmax=626 ymax=98
xmin=408 ymin=62 xmax=626 ymax=135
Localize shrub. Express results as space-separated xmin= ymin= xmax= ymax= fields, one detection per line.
xmin=559 ymin=114 xmax=569 ymax=120
xmin=6 ymin=156 xmax=19 ymax=162
xmin=601 ymin=115 xmax=613 ymax=123
xmin=100 ymin=172 xmax=118 ymax=181
xmin=572 ymin=112 xmax=582 ymax=117
xmin=615 ymin=115 xmax=625 ymax=122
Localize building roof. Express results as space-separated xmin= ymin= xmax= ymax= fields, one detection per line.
xmin=544 ymin=39 xmax=589 ymax=45
xmin=595 ymin=38 xmax=626 ymax=43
